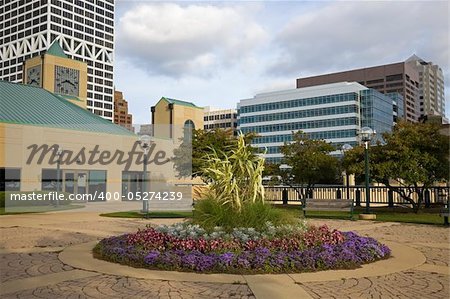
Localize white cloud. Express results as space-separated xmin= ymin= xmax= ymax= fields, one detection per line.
xmin=116 ymin=3 xmax=267 ymax=78
xmin=269 ymin=1 xmax=449 ymax=77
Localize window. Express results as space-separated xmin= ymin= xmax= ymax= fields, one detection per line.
xmin=0 ymin=168 xmax=21 ymax=191
xmin=184 ymin=120 xmax=195 ymax=141
xmin=41 ymin=169 xmax=59 ymax=191
xmin=88 ymin=170 xmax=107 ymax=196
xmin=122 ymin=171 xmax=145 ymax=198
xmin=386 ymin=74 xmax=403 ymax=82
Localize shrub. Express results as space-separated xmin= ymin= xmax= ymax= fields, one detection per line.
xmin=192 ymin=196 xmax=297 ymax=232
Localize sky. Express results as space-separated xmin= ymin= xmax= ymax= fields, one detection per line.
xmin=113 ymin=0 xmax=450 ymax=124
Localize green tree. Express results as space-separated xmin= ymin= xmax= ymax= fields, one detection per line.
xmin=343 ymin=121 xmax=449 ymax=212
xmin=280 ymin=131 xmax=339 ymax=199
xmin=262 ymin=162 xmax=282 ymax=186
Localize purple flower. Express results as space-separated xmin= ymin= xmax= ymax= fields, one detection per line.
xmin=112 ymin=247 xmax=125 ymax=255
xmin=218 ymin=252 xmax=234 ymax=267
xmin=197 ymin=254 xmax=216 ymax=271
xmin=144 ymin=250 xmax=160 ymax=265
xmin=237 ymin=252 xmax=251 ymax=269
xmin=269 ymin=252 xmax=287 ymax=269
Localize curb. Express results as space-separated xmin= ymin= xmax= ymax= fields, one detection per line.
xmin=58 ymin=240 xmax=426 ymax=284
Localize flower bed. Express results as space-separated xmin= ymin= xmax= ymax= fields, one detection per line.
xmin=93 ymin=222 xmax=390 ymax=274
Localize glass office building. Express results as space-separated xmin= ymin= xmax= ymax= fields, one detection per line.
xmin=237 ymin=82 xmax=403 ymax=164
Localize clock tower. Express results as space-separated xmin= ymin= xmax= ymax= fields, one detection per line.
xmin=23 ymin=41 xmax=88 ymax=109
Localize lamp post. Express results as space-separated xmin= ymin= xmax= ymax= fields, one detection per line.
xmin=55 ymin=146 xmax=63 ymax=207
xmin=138 ymin=135 xmax=151 ymax=215
xmin=341 ymin=144 xmax=353 ymax=199
xmin=359 ymin=127 xmax=375 ymax=214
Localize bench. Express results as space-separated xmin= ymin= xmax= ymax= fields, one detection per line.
xmin=302 ymin=198 xmax=354 ymax=220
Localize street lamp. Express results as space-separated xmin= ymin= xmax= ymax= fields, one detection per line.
xmin=341 ymin=144 xmax=353 ymax=199
xmin=138 ymin=135 xmax=151 ymax=215
xmin=359 ymin=127 xmax=375 ymax=214
xmin=54 ymin=146 xmax=63 ymax=207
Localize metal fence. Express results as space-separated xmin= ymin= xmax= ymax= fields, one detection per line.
xmin=264 ymin=185 xmax=450 ymax=207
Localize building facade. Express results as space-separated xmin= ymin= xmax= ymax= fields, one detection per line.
xmin=114 ymin=90 xmax=133 ymax=131
xmin=1 ymin=81 xmax=192 ymax=211
xmin=0 ymin=0 xmax=115 ymax=120
xmin=296 ymin=61 xmax=419 ymax=122
xmin=203 ymin=107 xmax=238 ymax=133
xmin=151 ymin=97 xmax=204 ymax=140
xmin=406 ymin=55 xmax=446 ymax=119
xmin=238 ymin=82 xmax=401 ymax=164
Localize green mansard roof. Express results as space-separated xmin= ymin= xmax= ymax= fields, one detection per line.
xmin=160 ymin=97 xmax=202 ymax=108
xmin=0 ymin=80 xmax=134 ymax=136
xmin=46 ymin=41 xmax=68 ymax=58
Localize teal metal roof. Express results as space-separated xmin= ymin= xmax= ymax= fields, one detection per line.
xmin=161 ymin=97 xmax=202 ymax=108
xmin=46 ymin=41 xmax=68 ymax=58
xmin=0 ymin=80 xmax=134 ymax=136
xmin=58 ymin=94 xmax=82 ymax=102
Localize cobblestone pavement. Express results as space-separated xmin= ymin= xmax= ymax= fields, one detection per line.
xmin=3 ymin=275 xmax=255 ymax=299
xmin=300 ymin=270 xmax=448 ymax=299
xmin=0 ymin=213 xmax=448 ymax=298
xmin=0 ymin=252 xmax=73 ymax=283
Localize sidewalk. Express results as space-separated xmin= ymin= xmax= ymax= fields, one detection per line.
xmin=0 ymin=212 xmax=448 ymax=298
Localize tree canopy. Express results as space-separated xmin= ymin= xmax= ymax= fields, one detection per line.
xmin=280 ymin=131 xmax=340 ymax=198
xmin=343 ymin=121 xmax=449 ymax=211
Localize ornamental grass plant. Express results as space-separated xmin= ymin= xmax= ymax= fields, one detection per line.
xmin=192 ymin=134 xmax=297 ymax=231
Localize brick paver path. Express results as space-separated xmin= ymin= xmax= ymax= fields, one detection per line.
xmin=0 ymin=212 xmax=448 ymax=298
xmin=3 ymin=275 xmax=254 ymax=299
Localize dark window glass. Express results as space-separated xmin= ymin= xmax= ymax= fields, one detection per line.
xmin=1 ymin=168 xmax=21 ymax=191
xmin=41 ymin=169 xmax=59 ymax=191
xmin=89 ymin=170 xmax=107 ymax=196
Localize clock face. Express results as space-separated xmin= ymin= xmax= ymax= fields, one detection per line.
xmin=26 ymin=66 xmax=41 ymax=87
xmin=54 ymin=66 xmax=80 ymax=96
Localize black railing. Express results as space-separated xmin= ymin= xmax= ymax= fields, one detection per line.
xmin=264 ymin=185 xmax=450 ymax=207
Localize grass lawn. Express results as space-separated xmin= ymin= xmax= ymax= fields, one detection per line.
xmin=274 ymin=204 xmax=445 ymax=225
xmin=100 ymin=205 xmax=445 ymax=225
xmin=100 ymin=210 xmax=193 ymax=219
xmin=0 ymin=204 xmax=85 ymax=215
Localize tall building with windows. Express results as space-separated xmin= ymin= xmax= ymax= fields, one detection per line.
xmin=114 ymin=90 xmax=133 ymax=131
xmin=203 ymin=107 xmax=238 ymax=133
xmin=238 ymin=82 xmax=402 ymax=164
xmin=0 ymin=0 xmax=115 ymax=120
xmin=296 ymin=61 xmax=419 ymax=122
xmin=406 ymin=55 xmax=446 ymax=119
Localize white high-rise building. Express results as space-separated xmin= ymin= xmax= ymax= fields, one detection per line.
xmin=238 ymin=82 xmax=400 ymax=163
xmin=406 ymin=55 xmax=446 ymax=119
xmin=0 ymin=0 xmax=115 ymax=120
